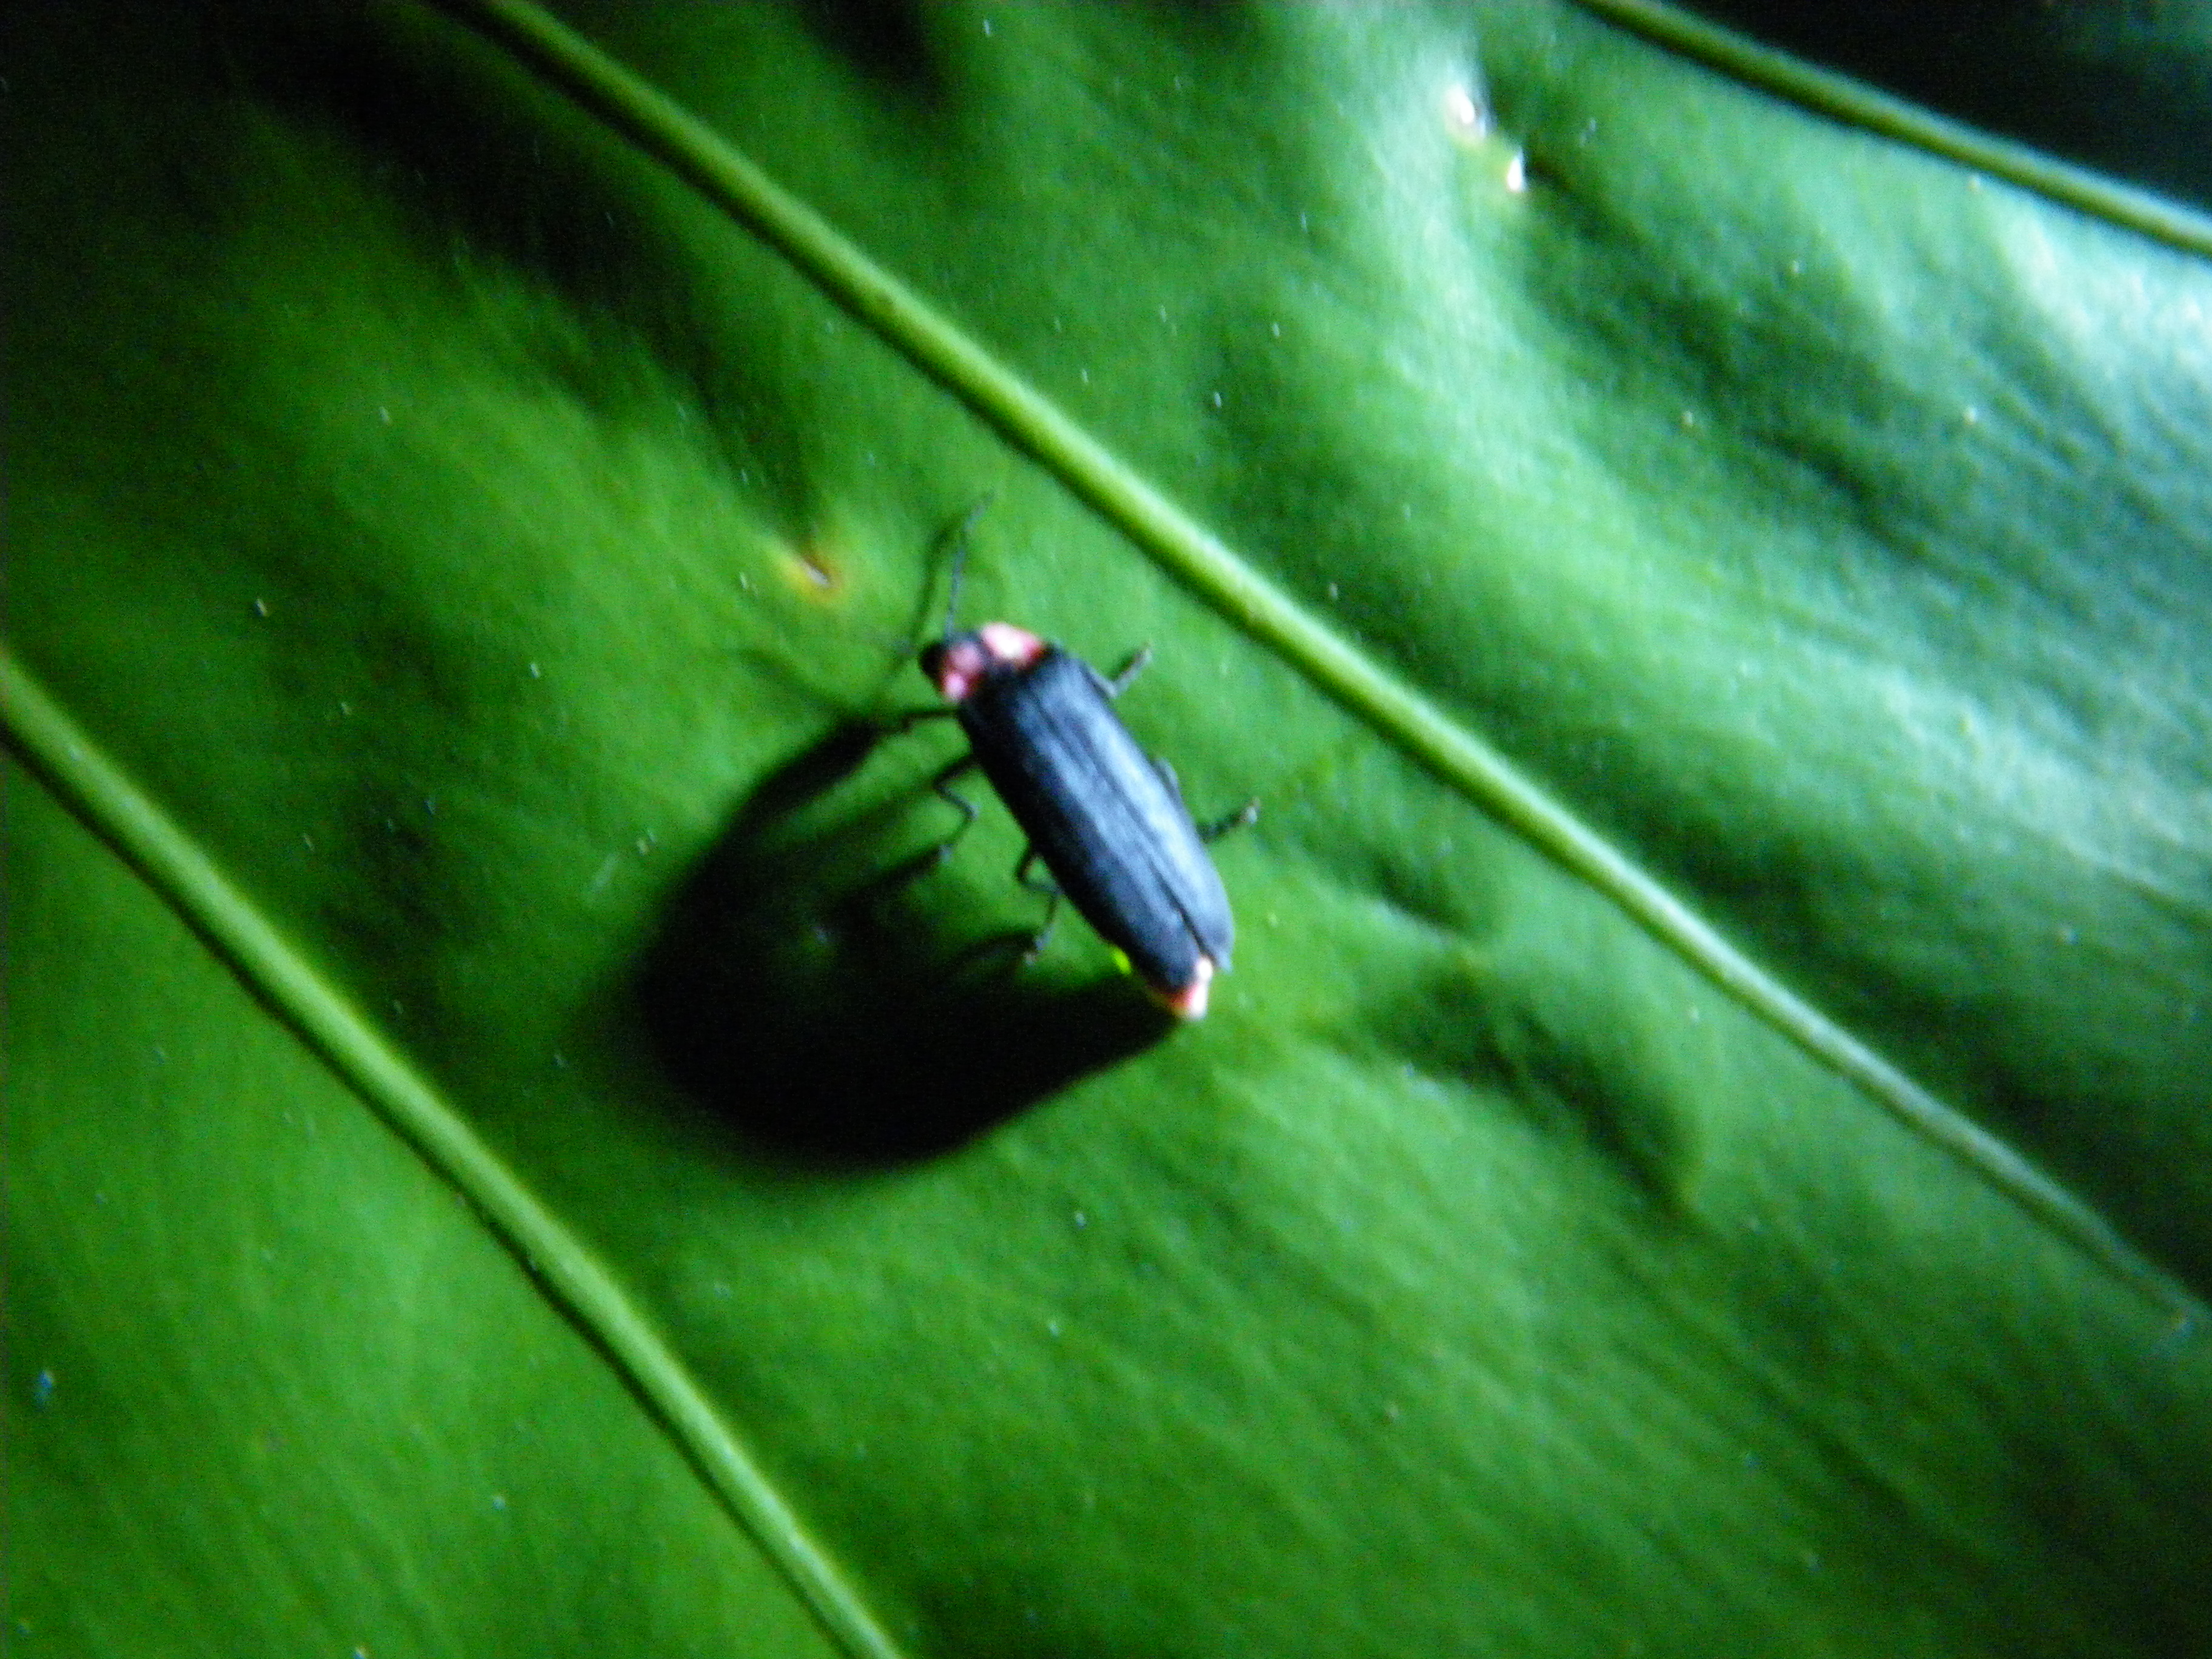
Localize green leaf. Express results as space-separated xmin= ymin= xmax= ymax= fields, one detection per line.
xmin=6 ymin=2 xmax=2209 ymax=1655
xmin=1669 ymin=0 xmax=2212 ymax=210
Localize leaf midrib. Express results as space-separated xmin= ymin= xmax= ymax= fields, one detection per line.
xmin=0 ymin=649 xmax=911 ymax=1659
xmin=5 ymin=2 xmax=2200 ymax=1643
xmin=424 ymin=0 xmax=2200 ymax=1319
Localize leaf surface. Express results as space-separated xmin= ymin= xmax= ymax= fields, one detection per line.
xmin=6 ymin=2 xmax=2210 ymax=1655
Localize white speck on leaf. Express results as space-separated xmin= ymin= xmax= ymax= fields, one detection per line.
xmin=1443 ymin=83 xmax=1486 ymax=139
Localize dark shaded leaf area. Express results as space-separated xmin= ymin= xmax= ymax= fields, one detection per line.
xmin=1684 ymin=0 xmax=2212 ymax=209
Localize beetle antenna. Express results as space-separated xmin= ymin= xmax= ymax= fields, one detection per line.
xmin=941 ymin=494 xmax=994 ymax=641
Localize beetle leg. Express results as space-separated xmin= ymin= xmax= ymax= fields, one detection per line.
xmin=928 ymin=754 xmax=981 ymax=862
xmin=885 ymin=705 xmax=961 ymax=736
xmin=1105 ymin=644 xmax=1153 ymax=697
xmin=1014 ymin=845 xmax=1062 ymax=957
xmin=1157 ymin=757 xmax=1258 ymax=841
xmin=1199 ymin=798 xmax=1260 ymax=842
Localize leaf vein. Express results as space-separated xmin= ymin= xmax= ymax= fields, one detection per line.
xmin=0 ymin=647 xmax=910 ymax=1659
xmin=1578 ymin=0 xmax=2212 ymax=258
xmin=424 ymin=0 xmax=2202 ymax=1321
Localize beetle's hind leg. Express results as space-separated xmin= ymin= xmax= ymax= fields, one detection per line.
xmin=1199 ymin=797 xmax=1260 ymax=843
xmin=1014 ymin=846 xmax=1063 ymax=959
xmin=1151 ymin=755 xmax=1259 ymax=843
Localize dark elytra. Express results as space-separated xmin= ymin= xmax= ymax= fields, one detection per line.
xmin=915 ymin=508 xmax=1248 ymax=1014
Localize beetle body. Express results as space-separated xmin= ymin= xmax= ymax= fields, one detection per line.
xmin=920 ymin=622 xmax=1236 ymax=1019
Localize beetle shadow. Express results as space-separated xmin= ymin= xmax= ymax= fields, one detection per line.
xmin=636 ymin=721 xmax=1173 ymax=1166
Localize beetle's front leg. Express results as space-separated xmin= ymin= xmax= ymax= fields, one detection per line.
xmin=1105 ymin=645 xmax=1153 ymax=698
xmin=884 ymin=705 xmax=961 ymax=737
xmin=928 ymin=754 xmax=981 ymax=862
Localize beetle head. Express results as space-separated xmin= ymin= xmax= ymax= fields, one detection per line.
xmin=920 ymin=623 xmax=1045 ymax=703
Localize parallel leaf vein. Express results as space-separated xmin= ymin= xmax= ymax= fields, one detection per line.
xmin=426 ymin=0 xmax=2199 ymax=1320
xmin=1578 ymin=0 xmax=2212 ymax=258
xmin=0 ymin=648 xmax=908 ymax=1659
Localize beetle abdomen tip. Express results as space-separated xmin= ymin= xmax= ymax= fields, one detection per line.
xmin=1147 ymin=955 xmax=1216 ymax=1021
